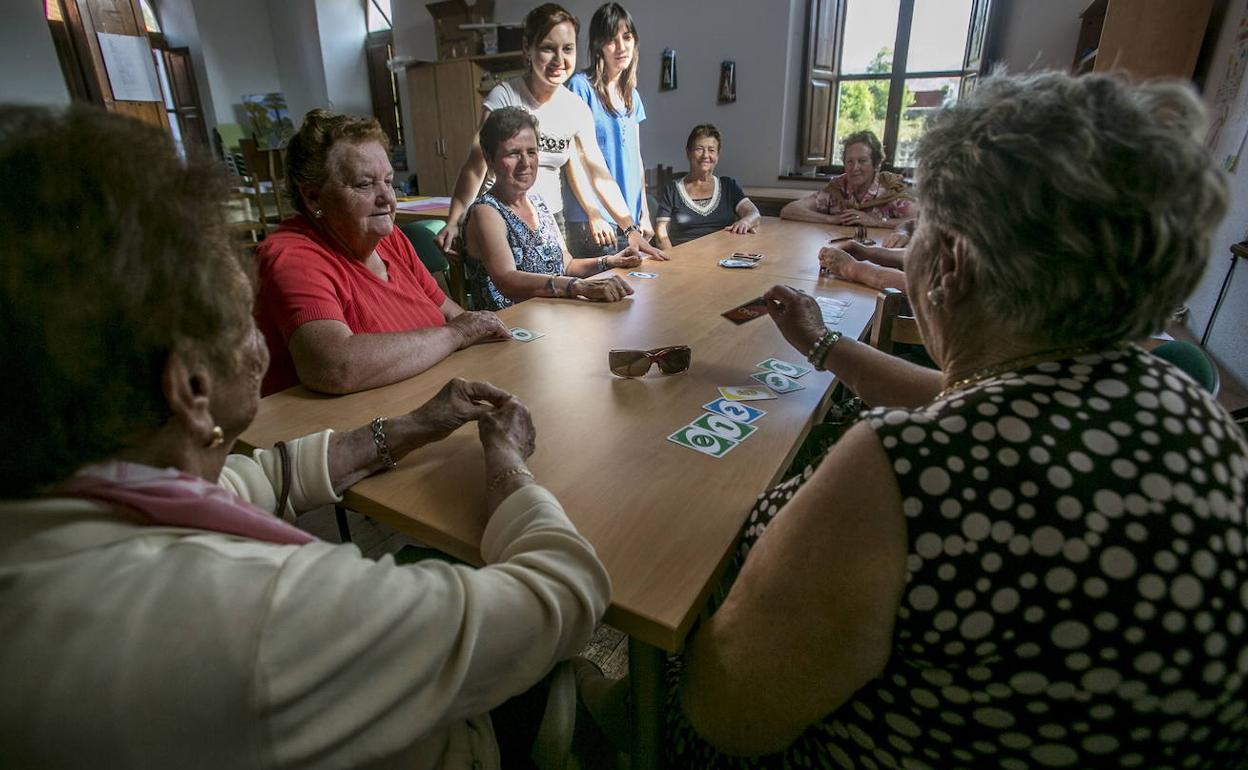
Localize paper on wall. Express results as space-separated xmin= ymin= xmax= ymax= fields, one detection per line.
xmin=97 ymin=32 xmax=162 ymax=102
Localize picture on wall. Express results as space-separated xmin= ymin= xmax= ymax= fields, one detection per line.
xmin=242 ymin=92 xmax=295 ymax=150
xmin=661 ymin=48 xmax=677 ymax=91
xmin=718 ymin=60 xmax=736 ymax=104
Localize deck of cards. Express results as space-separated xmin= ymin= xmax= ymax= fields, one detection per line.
xmin=718 ymin=252 xmax=763 ymax=269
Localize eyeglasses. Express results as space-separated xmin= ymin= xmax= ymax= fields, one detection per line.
xmin=608 ymin=346 xmax=692 ymax=377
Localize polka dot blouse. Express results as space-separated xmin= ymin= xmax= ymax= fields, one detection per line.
xmin=666 ymin=346 xmax=1248 ymax=769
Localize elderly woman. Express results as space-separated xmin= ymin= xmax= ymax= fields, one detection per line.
xmin=655 ymin=124 xmax=762 ymax=248
xmin=434 ymin=3 xmax=664 ymax=262
xmin=780 ymin=130 xmax=915 ymax=228
xmin=0 ymin=105 xmax=610 ymax=769
xmin=462 ymin=107 xmax=639 ymax=310
xmin=255 ymin=109 xmax=509 ymax=396
xmin=588 ymin=72 xmax=1248 ymax=767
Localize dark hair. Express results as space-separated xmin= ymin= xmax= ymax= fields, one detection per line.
xmin=0 ymin=104 xmax=252 ymax=496
xmin=523 ymin=3 xmax=579 ymax=51
xmin=686 ymin=123 xmax=722 ymax=152
xmin=585 ymin=3 xmax=638 ymax=118
xmin=841 ymin=130 xmax=884 ymax=168
xmin=285 ymin=109 xmax=389 ymax=216
xmin=480 ymin=107 xmax=540 ymax=159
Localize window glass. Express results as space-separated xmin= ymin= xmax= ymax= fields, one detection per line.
xmin=140 ymin=0 xmax=160 ymax=33
xmin=367 ymin=0 xmax=392 ymax=32
xmin=906 ymin=0 xmax=974 ymax=72
xmin=839 ymin=0 xmax=900 ymax=74
xmin=895 ymin=76 xmax=960 ymax=168
xmin=832 ymin=78 xmax=890 ymax=165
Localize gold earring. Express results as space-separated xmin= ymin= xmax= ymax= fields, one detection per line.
xmin=926 ymin=285 xmax=946 ymax=308
xmin=207 ymin=425 xmax=224 ymax=448
xmin=313 ymin=209 xmax=324 ymax=219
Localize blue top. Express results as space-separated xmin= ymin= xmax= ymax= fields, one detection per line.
xmin=562 ymin=72 xmax=647 ymax=225
xmin=464 ymin=192 xmax=565 ymax=311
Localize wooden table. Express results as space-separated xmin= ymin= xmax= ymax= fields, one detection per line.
xmin=240 ymin=217 xmax=886 ymax=766
xmin=394 ymin=196 xmax=451 ymax=223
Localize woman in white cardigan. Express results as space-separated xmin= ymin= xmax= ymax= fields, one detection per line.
xmin=0 ymin=105 xmax=610 ymax=769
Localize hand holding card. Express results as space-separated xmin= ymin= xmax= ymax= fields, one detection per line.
xmin=721 ymin=296 xmax=771 ymax=324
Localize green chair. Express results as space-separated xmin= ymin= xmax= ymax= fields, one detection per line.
xmin=1150 ymin=340 xmax=1219 ymax=396
xmin=399 ymin=220 xmax=468 ymax=305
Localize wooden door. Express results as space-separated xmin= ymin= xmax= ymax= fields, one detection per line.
xmin=161 ymin=47 xmax=209 ymax=153
xmin=406 ymin=64 xmax=447 ymax=195
xmin=798 ymin=0 xmax=843 ymax=166
xmin=436 ymin=61 xmax=483 ymax=194
xmin=61 ymin=0 xmax=169 ymax=130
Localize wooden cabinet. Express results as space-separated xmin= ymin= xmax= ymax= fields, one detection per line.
xmin=405 ymin=53 xmax=523 ymax=195
xmin=1073 ymin=0 xmax=1214 ymax=81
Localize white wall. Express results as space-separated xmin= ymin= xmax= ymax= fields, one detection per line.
xmin=1187 ymin=0 xmax=1248 ymax=384
xmin=268 ymin=0 xmax=329 ymax=123
xmin=191 ymin=0 xmax=284 ymax=125
xmin=393 ymin=0 xmax=805 ymax=186
xmin=993 ymin=0 xmax=1088 ymax=73
xmin=0 ymin=0 xmax=71 ymax=106
xmin=316 ymin=0 xmax=372 ymax=118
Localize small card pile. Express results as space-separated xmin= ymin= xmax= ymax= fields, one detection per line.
xmin=718 ymin=252 xmax=764 ymax=269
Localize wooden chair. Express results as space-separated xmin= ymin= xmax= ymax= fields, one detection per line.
xmin=868 ymin=287 xmax=923 ymax=353
xmin=225 ymin=176 xmax=268 ymax=257
xmin=238 ymin=138 xmax=288 ymax=226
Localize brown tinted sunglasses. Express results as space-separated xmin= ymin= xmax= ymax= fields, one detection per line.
xmin=608 ymin=346 xmax=692 ymax=377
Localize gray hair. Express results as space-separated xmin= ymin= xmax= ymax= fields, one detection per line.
xmin=914 ymin=71 xmax=1228 ymax=346
xmin=0 ymin=105 xmax=252 ymax=497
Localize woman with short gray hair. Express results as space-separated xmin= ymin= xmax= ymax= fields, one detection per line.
xmin=587 ymin=71 xmax=1248 ymax=767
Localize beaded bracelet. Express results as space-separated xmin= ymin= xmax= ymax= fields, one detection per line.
xmin=370 ymin=417 xmax=398 ymax=470
xmin=598 ymin=255 xmax=609 ymax=273
xmin=806 ymin=330 xmax=843 ymax=371
xmin=488 ymin=466 xmax=534 ymax=493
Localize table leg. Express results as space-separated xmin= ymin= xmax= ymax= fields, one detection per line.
xmin=629 ymin=637 xmax=665 ymax=770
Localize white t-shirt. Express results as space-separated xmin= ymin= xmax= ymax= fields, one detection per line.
xmin=482 ymin=77 xmax=596 ymax=215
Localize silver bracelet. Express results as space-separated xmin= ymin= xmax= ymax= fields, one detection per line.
xmin=598 ymin=255 xmax=609 ymax=273
xmin=807 ymin=330 xmax=843 ymax=371
xmin=564 ymin=277 xmax=578 ymax=297
xmin=370 ymin=417 xmax=398 ymax=470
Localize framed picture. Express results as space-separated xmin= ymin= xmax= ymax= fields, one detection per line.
xmin=718 ymin=60 xmax=736 ymax=104
xmin=242 ymin=92 xmax=295 ymax=150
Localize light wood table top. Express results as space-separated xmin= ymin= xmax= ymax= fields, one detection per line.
xmin=240 ymin=218 xmax=878 ymax=651
xmin=394 ymin=197 xmax=451 ymax=223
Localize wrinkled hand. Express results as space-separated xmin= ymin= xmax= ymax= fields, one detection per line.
xmin=478 ymin=395 xmax=537 ymax=462
xmin=447 ymin=310 xmax=511 ymax=349
xmin=409 ymin=378 xmax=513 ymax=444
xmin=723 ymin=219 xmax=758 ymax=234
xmin=830 ymin=210 xmax=870 ymax=226
xmin=588 ymin=216 xmax=617 ymax=247
xmin=882 ymin=230 xmax=910 ymax=248
xmin=763 ymin=285 xmax=827 ymax=357
xmin=817 ymin=245 xmax=855 ymax=277
xmin=575 ymin=275 xmax=634 ymax=302
xmin=628 ymin=230 xmax=669 ymax=261
xmin=608 ymin=245 xmax=643 ymax=269
xmin=434 ymin=222 xmax=460 ymax=257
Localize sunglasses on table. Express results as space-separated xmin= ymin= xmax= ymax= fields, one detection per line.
xmin=608 ymin=346 xmax=692 ymax=377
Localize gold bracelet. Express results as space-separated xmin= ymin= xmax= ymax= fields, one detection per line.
xmin=488 ymin=466 xmax=534 ymax=494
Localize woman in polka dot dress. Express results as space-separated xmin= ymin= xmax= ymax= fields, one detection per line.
xmin=658 ymin=72 xmax=1247 ymax=768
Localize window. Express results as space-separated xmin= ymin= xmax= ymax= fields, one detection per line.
xmin=367 ymin=0 xmax=392 ymax=32
xmin=798 ymin=0 xmax=997 ymax=172
xmin=364 ymin=0 xmax=406 ymax=170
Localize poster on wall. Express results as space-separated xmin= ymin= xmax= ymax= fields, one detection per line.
xmin=1206 ymin=0 xmax=1248 ymax=171
xmin=661 ymin=49 xmax=677 ymax=91
xmin=97 ymin=33 xmax=162 ymax=102
xmin=718 ymin=61 xmax=736 ymax=104
xmin=242 ymin=93 xmax=295 ymax=150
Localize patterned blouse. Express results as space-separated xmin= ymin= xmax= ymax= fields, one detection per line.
xmin=464 ymin=192 xmax=565 ymax=311
xmin=813 ymin=170 xmax=915 ymax=220
xmin=666 ymin=346 xmax=1248 ymax=769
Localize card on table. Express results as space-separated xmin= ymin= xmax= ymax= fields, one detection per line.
xmin=721 ymin=296 xmax=770 ymax=324
xmin=668 ymin=425 xmax=739 ymax=458
xmin=628 ymin=271 xmax=658 ymax=279
xmin=751 ymin=370 xmax=805 ymax=394
xmin=703 ymin=397 xmax=766 ymax=424
xmin=718 ymin=385 xmax=778 ymax=401
xmin=692 ymin=412 xmax=757 ymax=442
xmin=509 ymin=327 xmax=544 ymax=342
xmin=816 ymin=296 xmax=851 ymax=327
xmin=730 ymin=252 xmax=764 ymax=262
xmin=756 ymin=358 xmax=812 ymax=379
xmin=718 ymin=258 xmax=758 ymax=269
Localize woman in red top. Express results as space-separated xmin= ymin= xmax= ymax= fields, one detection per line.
xmin=256 ymin=110 xmax=509 ymax=395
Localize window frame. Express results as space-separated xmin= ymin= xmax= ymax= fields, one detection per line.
xmin=797 ymin=0 xmax=999 ymax=174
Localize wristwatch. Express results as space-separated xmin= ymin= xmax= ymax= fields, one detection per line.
xmin=623 ymin=223 xmax=642 ymax=236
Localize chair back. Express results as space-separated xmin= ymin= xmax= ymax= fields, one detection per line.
xmin=869 ymin=287 xmax=923 ymax=353
xmin=239 ymin=138 xmax=288 ymax=222
xmin=1150 ymin=340 xmax=1219 ymax=395
xmin=399 ymin=220 xmax=465 ymax=304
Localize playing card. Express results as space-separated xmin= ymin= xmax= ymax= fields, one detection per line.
xmin=756 ymin=358 xmax=812 ymax=379
xmin=718 ymin=258 xmax=758 ymax=269
xmin=730 ymin=252 xmax=764 ymax=262
xmin=816 ymin=296 xmax=851 ymax=327
xmin=751 ymin=370 xmax=805 ymax=394
xmin=628 ymin=271 xmax=658 ymax=279
xmin=692 ymin=412 xmax=757 ymax=442
xmin=721 ymin=296 xmax=770 ymax=324
xmin=509 ymin=327 xmax=544 ymax=342
xmin=702 ymin=397 xmax=766 ymax=424
xmin=718 ymin=385 xmax=778 ymax=401
xmin=668 ymin=425 xmax=738 ymax=458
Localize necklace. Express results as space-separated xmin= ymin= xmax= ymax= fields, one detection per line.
xmin=936 ymin=344 xmax=1099 ymax=400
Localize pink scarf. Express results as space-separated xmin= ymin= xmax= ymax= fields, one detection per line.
xmin=58 ymin=461 xmax=314 ymax=545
